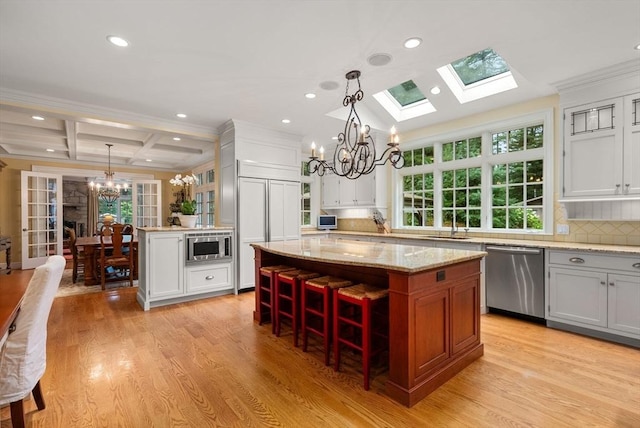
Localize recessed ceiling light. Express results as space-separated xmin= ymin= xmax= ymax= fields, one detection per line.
xmin=635 ymin=43 xmax=640 ymax=50
xmin=404 ymin=37 xmax=422 ymax=49
xmin=305 ymin=93 xmax=316 ymax=99
xmin=320 ymin=81 xmax=340 ymax=90
xmin=146 ymin=159 xmax=152 ymax=162
xmin=46 ymin=148 xmax=55 ymax=152
xmin=430 ymin=86 xmax=441 ymax=95
xmin=281 ymin=119 xmax=291 ymax=124
xmin=173 ymin=137 xmax=181 ymax=141
xmin=106 ymin=35 xmax=129 ymax=47
xmin=32 ymin=115 xmax=45 ymax=121
xmin=367 ymin=53 xmax=392 ymax=66
xmin=176 ymin=113 xmax=187 ymax=118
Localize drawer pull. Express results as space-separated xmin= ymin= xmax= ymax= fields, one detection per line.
xmin=633 ymin=263 xmax=640 ymax=269
xmin=609 ymin=282 xmax=615 ymax=287
xmin=600 ymin=281 xmax=606 ymax=285
xmin=205 ymin=275 xmax=214 ymax=280
xmin=569 ymin=257 xmax=585 ymax=264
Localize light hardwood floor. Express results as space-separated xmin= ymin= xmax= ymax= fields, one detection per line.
xmin=1 ymin=269 xmax=639 ymax=427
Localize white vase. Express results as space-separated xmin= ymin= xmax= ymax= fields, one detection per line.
xmin=178 ymin=214 xmax=198 ymax=228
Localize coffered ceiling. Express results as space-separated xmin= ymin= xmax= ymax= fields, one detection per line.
xmin=0 ymin=0 xmax=638 ymax=171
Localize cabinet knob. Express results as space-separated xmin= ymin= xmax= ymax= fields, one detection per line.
xmin=600 ymin=281 xmax=606 ymax=285
xmin=609 ymin=282 xmax=614 ymax=286
xmin=205 ymin=275 xmax=214 ymax=280
xmin=569 ymin=257 xmax=585 ymax=264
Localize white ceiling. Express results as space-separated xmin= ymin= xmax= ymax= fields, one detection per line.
xmin=1 ymin=0 xmax=639 ymax=171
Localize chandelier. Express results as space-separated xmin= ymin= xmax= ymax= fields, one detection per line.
xmin=88 ymin=143 xmax=128 ymax=207
xmin=308 ymin=70 xmax=404 ymax=180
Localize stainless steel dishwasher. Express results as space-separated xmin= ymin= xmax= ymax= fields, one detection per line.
xmin=486 ymin=245 xmax=545 ymax=321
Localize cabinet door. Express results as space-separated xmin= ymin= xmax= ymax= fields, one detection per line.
xmin=563 ymin=98 xmax=623 ymax=198
xmin=623 ymin=94 xmax=640 ymax=195
xmin=268 ymin=180 xmax=300 ymax=241
xmin=354 ymin=173 xmax=376 ymax=206
xmin=186 ymin=263 xmax=232 ymax=294
xmin=148 ymin=233 xmax=184 ymax=299
xmin=414 ymin=288 xmax=450 ymax=377
xmin=451 ymin=277 xmax=480 ymax=355
xmin=321 ymin=173 xmax=340 ymax=208
xmin=548 ymin=267 xmax=607 ymax=327
xmin=608 ymin=273 xmax=640 ymax=335
xmin=338 ymin=177 xmax=356 ymax=206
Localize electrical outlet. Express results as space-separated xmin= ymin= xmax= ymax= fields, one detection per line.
xmin=557 ymin=224 xmax=569 ymax=235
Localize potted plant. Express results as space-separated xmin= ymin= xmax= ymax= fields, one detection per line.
xmin=170 ymin=173 xmax=199 ymax=227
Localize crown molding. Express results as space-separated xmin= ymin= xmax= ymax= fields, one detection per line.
xmin=552 ymin=60 xmax=640 ymax=93
xmin=0 ymin=88 xmax=217 ymax=140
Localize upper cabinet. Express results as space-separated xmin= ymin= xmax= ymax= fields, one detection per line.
xmin=563 ymin=94 xmax=640 ymax=199
xmin=322 ymin=171 xmax=377 ymax=208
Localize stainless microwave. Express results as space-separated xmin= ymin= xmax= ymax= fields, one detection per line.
xmin=185 ymin=231 xmax=232 ymax=264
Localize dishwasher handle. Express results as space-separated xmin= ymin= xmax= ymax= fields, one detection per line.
xmin=485 ymin=246 xmax=542 ymax=255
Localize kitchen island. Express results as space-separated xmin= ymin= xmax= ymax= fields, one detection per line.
xmin=251 ymin=238 xmax=487 ymax=407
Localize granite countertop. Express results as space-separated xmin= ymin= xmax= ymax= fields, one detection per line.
xmin=302 ymin=230 xmax=640 ymax=256
xmin=138 ymin=226 xmax=234 ymax=232
xmin=251 ymin=238 xmax=486 ymax=274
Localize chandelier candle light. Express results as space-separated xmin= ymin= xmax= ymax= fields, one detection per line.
xmin=89 ymin=143 xmax=128 ymax=208
xmin=308 ymin=70 xmax=404 ymax=180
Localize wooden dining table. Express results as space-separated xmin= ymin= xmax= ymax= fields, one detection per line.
xmin=0 ymin=276 xmax=28 ymax=348
xmin=75 ymin=235 xmax=139 ymax=286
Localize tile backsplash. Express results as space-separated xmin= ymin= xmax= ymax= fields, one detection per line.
xmin=336 ymin=205 xmax=640 ymax=246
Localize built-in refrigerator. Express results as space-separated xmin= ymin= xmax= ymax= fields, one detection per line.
xmin=237 ymin=176 xmax=300 ymax=291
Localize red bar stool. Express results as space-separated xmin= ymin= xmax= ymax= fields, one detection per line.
xmin=275 ymin=269 xmax=321 ymax=346
xmin=301 ymin=275 xmax=353 ymax=365
xmin=258 ymin=265 xmax=296 ymax=333
xmin=333 ymin=283 xmax=389 ymax=390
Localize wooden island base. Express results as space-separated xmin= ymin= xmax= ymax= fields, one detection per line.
xmin=252 ymin=239 xmax=485 ymax=407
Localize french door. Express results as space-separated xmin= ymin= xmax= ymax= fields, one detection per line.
xmin=132 ymin=180 xmax=162 ymax=230
xmin=21 ymin=171 xmax=63 ymax=269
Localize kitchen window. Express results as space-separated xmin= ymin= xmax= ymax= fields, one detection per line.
xmin=396 ymin=110 xmax=553 ymax=233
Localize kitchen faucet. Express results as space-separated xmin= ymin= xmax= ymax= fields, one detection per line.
xmin=450 ymin=220 xmax=458 ymax=238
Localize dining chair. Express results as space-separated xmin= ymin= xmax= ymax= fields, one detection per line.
xmin=97 ymin=224 xmax=134 ymax=290
xmin=0 ymin=255 xmax=65 ymax=428
xmin=65 ymin=226 xmax=85 ymax=283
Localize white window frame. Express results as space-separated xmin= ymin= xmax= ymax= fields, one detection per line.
xmin=393 ymin=109 xmax=554 ymax=234
xmin=192 ymin=161 xmax=215 ymax=227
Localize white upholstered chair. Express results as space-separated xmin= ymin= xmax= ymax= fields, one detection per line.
xmin=0 ymin=255 xmax=65 ymax=428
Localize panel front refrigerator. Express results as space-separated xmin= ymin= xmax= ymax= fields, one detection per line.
xmin=237 ymin=177 xmax=300 ymax=291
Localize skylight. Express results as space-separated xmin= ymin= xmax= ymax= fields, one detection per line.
xmin=387 ymin=80 xmax=426 ymax=107
xmin=450 ymin=48 xmax=509 ymax=85
xmin=437 ymin=47 xmax=518 ymax=104
xmin=373 ymin=80 xmax=436 ymax=122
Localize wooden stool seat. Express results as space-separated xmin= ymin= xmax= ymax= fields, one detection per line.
xmin=302 ymin=276 xmax=353 ymax=365
xmin=334 ymin=283 xmax=389 ymax=390
xmin=338 ymin=284 xmax=389 ymax=301
xmin=275 ymin=270 xmax=321 ymax=346
xmin=258 ymin=265 xmax=297 ymax=333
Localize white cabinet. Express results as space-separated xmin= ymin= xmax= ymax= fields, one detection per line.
xmin=186 ymin=263 xmax=233 ymax=294
xmin=563 ymin=93 xmax=640 ymax=199
xmin=548 ymin=267 xmax=608 ymax=327
xmin=137 ymin=230 xmax=235 ymax=310
xmin=547 ymin=250 xmax=640 ymax=341
xmin=322 ymin=170 xmax=379 ymax=208
xmin=322 ymin=173 xmax=340 ymax=208
xmin=146 ymin=232 xmax=184 ymax=300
